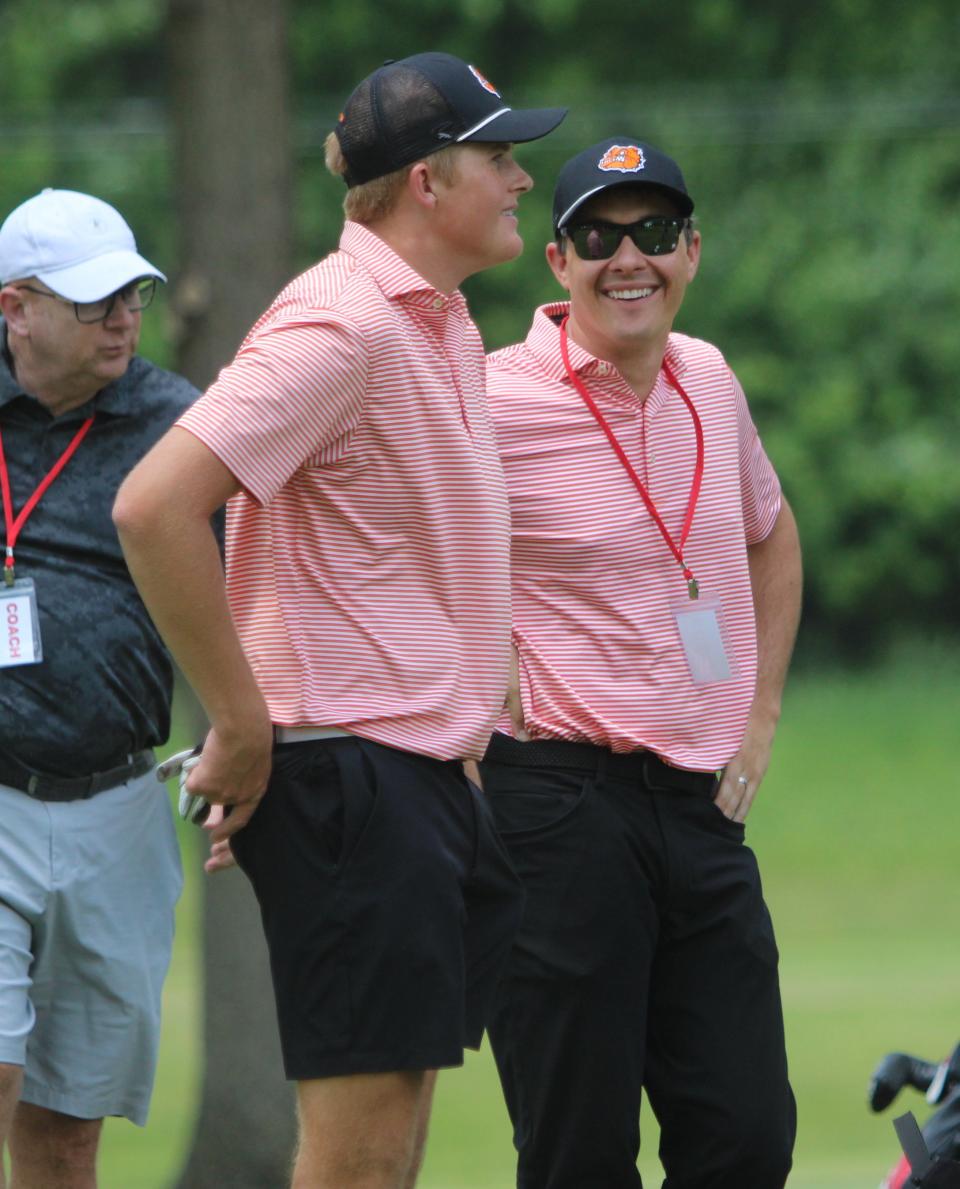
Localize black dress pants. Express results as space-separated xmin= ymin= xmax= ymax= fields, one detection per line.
xmin=479 ymin=737 xmax=796 ymax=1189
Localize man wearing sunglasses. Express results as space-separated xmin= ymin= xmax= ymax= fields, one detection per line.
xmin=479 ymin=138 xmax=802 ymax=1187
xmin=0 ymin=189 xmax=195 ymax=1187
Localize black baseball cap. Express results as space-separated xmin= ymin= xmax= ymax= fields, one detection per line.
xmin=334 ymin=52 xmax=567 ymax=188
xmin=553 ymin=138 xmax=694 ymax=235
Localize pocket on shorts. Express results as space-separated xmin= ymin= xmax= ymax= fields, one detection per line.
xmin=267 ymin=743 xmax=343 ymax=868
xmin=325 ymin=741 xmax=382 ymax=872
xmin=268 ymin=741 xmax=379 ymax=871
xmin=481 ymin=766 xmax=590 ymax=837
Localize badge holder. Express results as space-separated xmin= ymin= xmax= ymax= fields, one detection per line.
xmin=671 ymin=592 xmax=737 ymax=685
xmin=1 ymin=578 xmax=43 ymax=667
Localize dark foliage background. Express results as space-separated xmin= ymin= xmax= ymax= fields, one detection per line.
xmin=2 ymin=0 xmax=958 ymax=658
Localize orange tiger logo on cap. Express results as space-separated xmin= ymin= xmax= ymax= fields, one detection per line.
xmin=468 ymin=64 xmax=501 ymax=97
xmin=597 ymin=145 xmax=646 ymax=173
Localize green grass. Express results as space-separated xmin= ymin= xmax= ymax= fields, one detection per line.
xmin=97 ymin=646 xmax=960 ymax=1187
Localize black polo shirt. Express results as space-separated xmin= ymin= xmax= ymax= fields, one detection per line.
xmin=0 ymin=321 xmax=198 ymax=776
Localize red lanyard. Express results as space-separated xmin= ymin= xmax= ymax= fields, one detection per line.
xmin=559 ymin=316 xmax=704 ymax=598
xmin=0 ymin=417 xmax=94 ymax=585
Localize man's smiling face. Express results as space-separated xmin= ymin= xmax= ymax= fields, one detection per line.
xmin=546 ymin=185 xmax=700 ymax=364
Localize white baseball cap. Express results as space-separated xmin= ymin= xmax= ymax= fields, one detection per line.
xmin=0 ymin=188 xmax=165 ymax=301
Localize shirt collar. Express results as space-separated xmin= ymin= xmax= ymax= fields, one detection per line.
xmin=0 ymin=318 xmax=143 ymax=419
xmin=524 ymin=302 xmax=605 ymax=384
xmin=525 ymin=302 xmax=576 ymax=382
xmin=524 ymin=301 xmax=689 ymax=384
xmin=338 ymin=221 xmax=467 ymax=316
xmin=662 ymin=337 xmax=688 ymax=379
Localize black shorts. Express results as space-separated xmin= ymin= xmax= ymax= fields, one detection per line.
xmin=231 ymin=736 xmax=524 ymax=1081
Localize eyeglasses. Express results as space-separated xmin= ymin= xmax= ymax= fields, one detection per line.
xmin=15 ymin=277 xmax=157 ymax=323
xmin=566 ymin=216 xmax=691 ymax=261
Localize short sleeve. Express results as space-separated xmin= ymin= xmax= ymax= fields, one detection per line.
xmin=732 ymin=368 xmax=782 ymax=544
xmin=178 ymin=300 xmax=369 ymax=505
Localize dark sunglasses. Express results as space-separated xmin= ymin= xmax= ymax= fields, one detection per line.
xmin=566 ymin=216 xmax=691 ymax=261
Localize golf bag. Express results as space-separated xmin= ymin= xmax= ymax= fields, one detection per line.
xmin=870 ymin=1042 xmax=960 ymax=1188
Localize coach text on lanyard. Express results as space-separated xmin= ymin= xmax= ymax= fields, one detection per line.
xmin=0 ymin=415 xmax=94 ymax=667
xmin=559 ymin=317 xmax=734 ymax=684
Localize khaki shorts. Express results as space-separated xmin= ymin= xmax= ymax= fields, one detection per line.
xmin=0 ymin=771 xmax=182 ymax=1125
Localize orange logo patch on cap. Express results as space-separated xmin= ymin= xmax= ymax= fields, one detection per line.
xmin=468 ymin=64 xmax=501 ymax=97
xmin=597 ymin=145 xmax=646 ymax=173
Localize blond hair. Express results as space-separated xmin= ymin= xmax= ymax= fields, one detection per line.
xmin=324 ymin=132 xmax=462 ymax=224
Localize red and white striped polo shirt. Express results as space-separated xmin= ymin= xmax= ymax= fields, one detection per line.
xmin=178 ymin=222 xmax=512 ymax=761
xmin=486 ymin=302 xmax=782 ymax=771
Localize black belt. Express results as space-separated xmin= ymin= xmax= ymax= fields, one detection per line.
xmin=482 ymin=734 xmax=718 ymax=797
xmin=0 ymin=750 xmax=155 ymax=802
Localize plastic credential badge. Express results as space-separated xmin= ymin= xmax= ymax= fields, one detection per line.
xmin=1 ymin=579 xmax=43 ymax=667
xmin=671 ymin=592 xmax=736 ymax=685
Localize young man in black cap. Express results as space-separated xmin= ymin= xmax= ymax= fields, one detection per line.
xmin=115 ymin=54 xmax=564 ymax=1189
xmin=480 ymin=138 xmax=802 ymax=1188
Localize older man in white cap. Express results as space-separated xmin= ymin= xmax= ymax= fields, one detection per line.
xmin=0 ymin=189 xmax=196 ymax=1188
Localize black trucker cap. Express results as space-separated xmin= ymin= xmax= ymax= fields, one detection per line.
xmin=552 ymin=138 xmax=694 ymax=235
xmin=334 ymin=52 xmax=567 ymax=188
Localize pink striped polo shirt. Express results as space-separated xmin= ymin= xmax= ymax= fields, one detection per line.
xmin=178 ymin=222 xmax=512 ymax=761
xmin=486 ymin=302 xmax=782 ymax=771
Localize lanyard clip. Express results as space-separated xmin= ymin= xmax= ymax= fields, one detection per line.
xmin=4 ymin=547 xmax=14 ymax=587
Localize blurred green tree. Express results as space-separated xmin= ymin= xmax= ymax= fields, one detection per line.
xmin=163 ymin=1 xmax=299 ymax=1186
